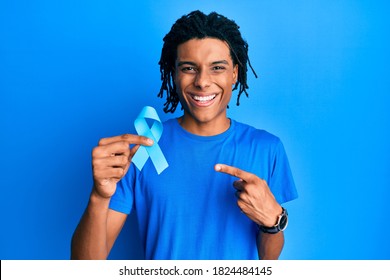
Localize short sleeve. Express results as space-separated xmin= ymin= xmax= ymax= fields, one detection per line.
xmin=268 ymin=140 xmax=298 ymax=204
xmin=108 ymin=165 xmax=136 ymax=214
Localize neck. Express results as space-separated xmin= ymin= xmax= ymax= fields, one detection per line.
xmin=178 ymin=115 xmax=230 ymax=136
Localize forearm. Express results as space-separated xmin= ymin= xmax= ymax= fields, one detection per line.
xmin=257 ymin=231 xmax=285 ymax=260
xmin=71 ymin=191 xmax=111 ymax=260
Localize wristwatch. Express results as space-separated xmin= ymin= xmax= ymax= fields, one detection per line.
xmin=259 ymin=207 xmax=288 ymax=234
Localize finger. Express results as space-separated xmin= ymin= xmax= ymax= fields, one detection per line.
xmin=98 ymin=134 xmax=153 ymax=146
xmin=108 ymin=155 xmax=130 ymax=168
xmin=233 ymin=179 xmax=246 ymax=191
xmin=93 ymin=141 xmax=133 ymax=159
xmin=235 ymin=190 xmax=243 ymax=199
xmin=92 ymin=156 xmax=129 ymax=173
xmin=215 ymin=163 xmax=257 ymax=183
xmin=93 ymin=165 xmax=126 ymax=180
xmin=129 ymin=144 xmax=141 ymax=158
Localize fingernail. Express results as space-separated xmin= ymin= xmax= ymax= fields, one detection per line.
xmin=215 ymin=164 xmax=221 ymax=171
xmin=147 ymin=138 xmax=154 ymax=145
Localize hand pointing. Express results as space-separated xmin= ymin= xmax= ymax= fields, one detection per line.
xmin=215 ymin=164 xmax=283 ymax=227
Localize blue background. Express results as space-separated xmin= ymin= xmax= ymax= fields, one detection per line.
xmin=1 ymin=0 xmax=389 ymax=260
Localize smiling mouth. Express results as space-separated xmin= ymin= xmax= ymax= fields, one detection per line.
xmin=190 ymin=94 xmax=217 ymax=103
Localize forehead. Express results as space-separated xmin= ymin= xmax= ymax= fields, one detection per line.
xmin=176 ymin=38 xmax=233 ymax=63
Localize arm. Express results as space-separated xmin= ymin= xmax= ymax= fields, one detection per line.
xmin=71 ymin=134 xmax=153 ymax=260
xmin=257 ymin=231 xmax=284 ymax=260
xmin=71 ymin=192 xmax=127 ymax=259
xmin=215 ymin=164 xmax=286 ymax=260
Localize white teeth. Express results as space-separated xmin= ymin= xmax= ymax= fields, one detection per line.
xmin=192 ymin=94 xmax=216 ymax=102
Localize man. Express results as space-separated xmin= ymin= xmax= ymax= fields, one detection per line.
xmin=71 ymin=10 xmax=297 ymax=260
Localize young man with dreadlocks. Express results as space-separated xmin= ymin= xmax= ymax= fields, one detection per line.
xmin=72 ymin=10 xmax=297 ymax=260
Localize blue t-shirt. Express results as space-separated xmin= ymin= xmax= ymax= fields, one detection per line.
xmin=109 ymin=118 xmax=298 ymax=259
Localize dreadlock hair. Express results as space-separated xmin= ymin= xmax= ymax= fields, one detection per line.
xmin=158 ymin=10 xmax=257 ymax=113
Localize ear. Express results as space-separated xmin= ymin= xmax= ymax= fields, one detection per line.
xmin=232 ymin=64 xmax=238 ymax=84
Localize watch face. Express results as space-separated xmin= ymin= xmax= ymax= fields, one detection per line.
xmin=260 ymin=208 xmax=288 ymax=234
xmin=279 ymin=214 xmax=288 ymax=231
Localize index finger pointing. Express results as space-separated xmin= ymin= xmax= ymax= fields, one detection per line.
xmin=214 ymin=163 xmax=256 ymax=183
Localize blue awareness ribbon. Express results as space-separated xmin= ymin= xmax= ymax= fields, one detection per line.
xmin=132 ymin=106 xmax=169 ymax=175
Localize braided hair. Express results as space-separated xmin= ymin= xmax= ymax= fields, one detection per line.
xmin=158 ymin=10 xmax=257 ymax=113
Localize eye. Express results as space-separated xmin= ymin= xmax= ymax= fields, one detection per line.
xmin=181 ymin=66 xmax=197 ymax=73
xmin=212 ymin=66 xmax=226 ymax=71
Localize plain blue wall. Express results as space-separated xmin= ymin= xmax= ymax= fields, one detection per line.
xmin=1 ymin=0 xmax=389 ymax=260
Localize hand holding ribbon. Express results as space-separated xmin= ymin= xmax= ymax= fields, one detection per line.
xmin=132 ymin=106 xmax=169 ymax=174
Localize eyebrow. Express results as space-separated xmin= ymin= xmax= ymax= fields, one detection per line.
xmin=176 ymin=60 xmax=230 ymax=67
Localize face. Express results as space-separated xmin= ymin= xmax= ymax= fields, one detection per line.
xmin=174 ymin=38 xmax=238 ymax=135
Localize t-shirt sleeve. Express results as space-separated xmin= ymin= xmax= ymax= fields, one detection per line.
xmin=269 ymin=139 xmax=298 ymax=204
xmin=108 ymin=165 xmax=136 ymax=214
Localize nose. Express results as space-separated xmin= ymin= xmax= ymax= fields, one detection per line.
xmin=194 ymin=70 xmax=211 ymax=89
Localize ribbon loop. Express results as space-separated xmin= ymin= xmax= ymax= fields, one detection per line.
xmin=132 ymin=106 xmax=168 ymax=174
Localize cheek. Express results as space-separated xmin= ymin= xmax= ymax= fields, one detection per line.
xmin=175 ymin=75 xmax=193 ymax=93
xmin=216 ymin=76 xmax=235 ymax=91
